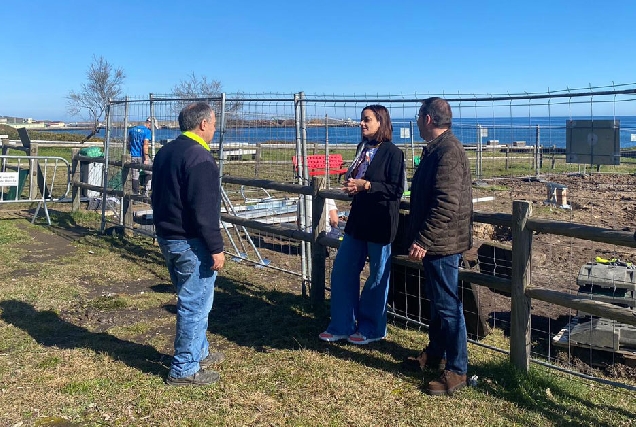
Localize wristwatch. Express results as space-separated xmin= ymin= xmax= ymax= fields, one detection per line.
xmin=364 ymin=180 xmax=371 ymax=191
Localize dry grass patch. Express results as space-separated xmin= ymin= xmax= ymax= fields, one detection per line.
xmin=0 ymin=214 xmax=635 ymax=426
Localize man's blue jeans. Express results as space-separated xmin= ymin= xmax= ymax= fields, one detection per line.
xmin=326 ymin=234 xmax=391 ymax=340
xmin=157 ymin=236 xmax=217 ymax=379
xmin=421 ymin=253 xmax=468 ymax=375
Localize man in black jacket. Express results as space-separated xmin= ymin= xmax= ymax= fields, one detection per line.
xmin=405 ymin=97 xmax=472 ymax=396
xmin=152 ymin=102 xmax=225 ymax=386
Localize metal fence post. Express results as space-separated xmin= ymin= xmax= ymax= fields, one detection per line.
xmin=510 ymin=199 xmax=532 ymax=372
xmin=300 ymin=92 xmax=312 ymax=285
xmin=123 ymin=96 xmax=129 ymax=154
xmin=294 ymin=93 xmax=309 ymax=296
xmin=28 ymin=143 xmax=38 ymax=200
xmin=71 ymin=148 xmax=80 ymax=212
xmin=100 ymin=103 xmax=112 ymax=234
xmin=324 ymin=114 xmax=330 ymax=188
xmin=476 ymin=125 xmax=482 ymax=179
xmin=535 ymin=125 xmax=540 ymax=177
xmin=310 ymin=176 xmax=326 ymax=305
xmin=121 ymin=153 xmax=133 ymax=235
xmin=218 ymin=93 xmax=226 ymax=180
xmin=149 ymin=93 xmax=156 ymax=158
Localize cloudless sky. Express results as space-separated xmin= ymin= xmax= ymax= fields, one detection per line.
xmin=2 ymin=0 xmax=635 ymax=120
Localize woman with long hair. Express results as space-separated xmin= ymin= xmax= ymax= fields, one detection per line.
xmin=319 ymin=104 xmax=405 ymax=344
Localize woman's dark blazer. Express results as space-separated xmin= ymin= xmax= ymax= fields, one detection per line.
xmin=344 ymin=141 xmax=404 ymax=245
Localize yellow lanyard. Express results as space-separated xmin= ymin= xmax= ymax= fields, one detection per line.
xmin=182 ymin=131 xmax=210 ymax=152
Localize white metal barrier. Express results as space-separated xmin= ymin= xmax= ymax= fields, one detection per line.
xmin=0 ymin=155 xmax=72 ymax=225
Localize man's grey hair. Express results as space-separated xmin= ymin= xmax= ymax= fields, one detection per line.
xmin=178 ymin=102 xmax=213 ymax=132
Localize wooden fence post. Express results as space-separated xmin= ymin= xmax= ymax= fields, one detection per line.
xmin=551 ymin=146 xmax=556 ymax=169
xmin=254 ymin=142 xmax=262 ymax=178
xmin=310 ymin=176 xmax=326 ymax=305
xmin=510 ymin=200 xmax=532 ymax=371
xmin=505 ymin=147 xmax=509 ymax=170
xmin=71 ymin=149 xmax=80 ymax=212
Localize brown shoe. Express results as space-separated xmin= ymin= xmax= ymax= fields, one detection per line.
xmin=403 ymin=349 xmax=446 ymax=371
xmin=199 ymin=352 xmax=225 ymax=370
xmin=427 ymin=370 xmax=467 ymax=396
xmin=166 ymin=370 xmax=220 ymax=386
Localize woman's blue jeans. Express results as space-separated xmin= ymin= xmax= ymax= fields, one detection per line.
xmin=157 ymin=236 xmax=217 ymax=379
xmin=326 ymin=234 xmax=391 ymax=340
xmin=422 ymin=253 xmax=468 ymax=375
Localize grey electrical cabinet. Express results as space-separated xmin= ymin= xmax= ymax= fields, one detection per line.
xmin=566 ymin=119 xmax=620 ymax=165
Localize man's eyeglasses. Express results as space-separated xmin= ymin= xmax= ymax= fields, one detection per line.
xmin=415 ymin=112 xmax=425 ymax=121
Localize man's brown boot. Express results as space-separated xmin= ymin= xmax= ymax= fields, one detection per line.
xmin=402 ymin=349 xmax=446 ymax=371
xmin=427 ymin=370 xmax=467 ymax=396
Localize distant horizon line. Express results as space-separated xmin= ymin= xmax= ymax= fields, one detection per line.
xmin=3 ymin=113 xmax=636 ymax=125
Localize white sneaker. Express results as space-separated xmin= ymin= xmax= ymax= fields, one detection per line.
xmin=347 ymin=332 xmax=385 ymax=345
xmin=318 ymin=331 xmax=349 ymax=342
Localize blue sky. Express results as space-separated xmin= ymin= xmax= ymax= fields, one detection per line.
xmin=2 ymin=0 xmax=634 ymax=120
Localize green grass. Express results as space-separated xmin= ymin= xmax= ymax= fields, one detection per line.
xmin=0 ymin=212 xmax=634 ymax=426
xmin=0 ymin=220 xmax=31 ymax=245
xmin=38 ymin=146 xmax=75 ymax=162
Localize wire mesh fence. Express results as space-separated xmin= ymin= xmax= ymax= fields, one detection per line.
xmin=97 ymin=87 xmax=636 ymax=390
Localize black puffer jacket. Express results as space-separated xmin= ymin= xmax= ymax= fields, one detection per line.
xmin=408 ymin=129 xmax=472 ymax=256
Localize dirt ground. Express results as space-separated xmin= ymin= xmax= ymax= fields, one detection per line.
xmin=469 ymin=172 xmax=636 ymax=314
xmin=469 ymin=172 xmax=636 ymax=376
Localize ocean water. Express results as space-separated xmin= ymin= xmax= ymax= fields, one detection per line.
xmin=42 ymin=116 xmax=636 ymax=149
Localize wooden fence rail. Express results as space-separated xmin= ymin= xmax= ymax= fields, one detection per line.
xmin=68 ymin=151 xmax=636 ymax=372
xmin=218 ymin=178 xmax=636 ymax=372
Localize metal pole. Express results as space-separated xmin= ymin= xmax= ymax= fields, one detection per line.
xmin=410 ymin=120 xmax=415 ymax=169
xmin=123 ymin=96 xmax=129 ymax=149
xmin=300 ymin=92 xmax=312 ymax=281
xmin=476 ymin=125 xmax=482 ymax=179
xmin=100 ymin=103 xmax=112 ymax=234
xmin=149 ymin=94 xmax=156 ymax=158
xmin=294 ymin=93 xmax=308 ymax=296
xmin=218 ymin=93 xmax=226 ymax=182
xmin=121 ymin=97 xmax=129 ymax=224
xmin=324 ymin=114 xmax=330 ymax=189
xmin=535 ymin=124 xmax=540 ymax=177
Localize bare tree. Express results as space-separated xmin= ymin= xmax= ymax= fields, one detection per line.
xmin=171 ymin=73 xmax=243 ymax=119
xmin=67 ymin=55 xmax=125 ymax=142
